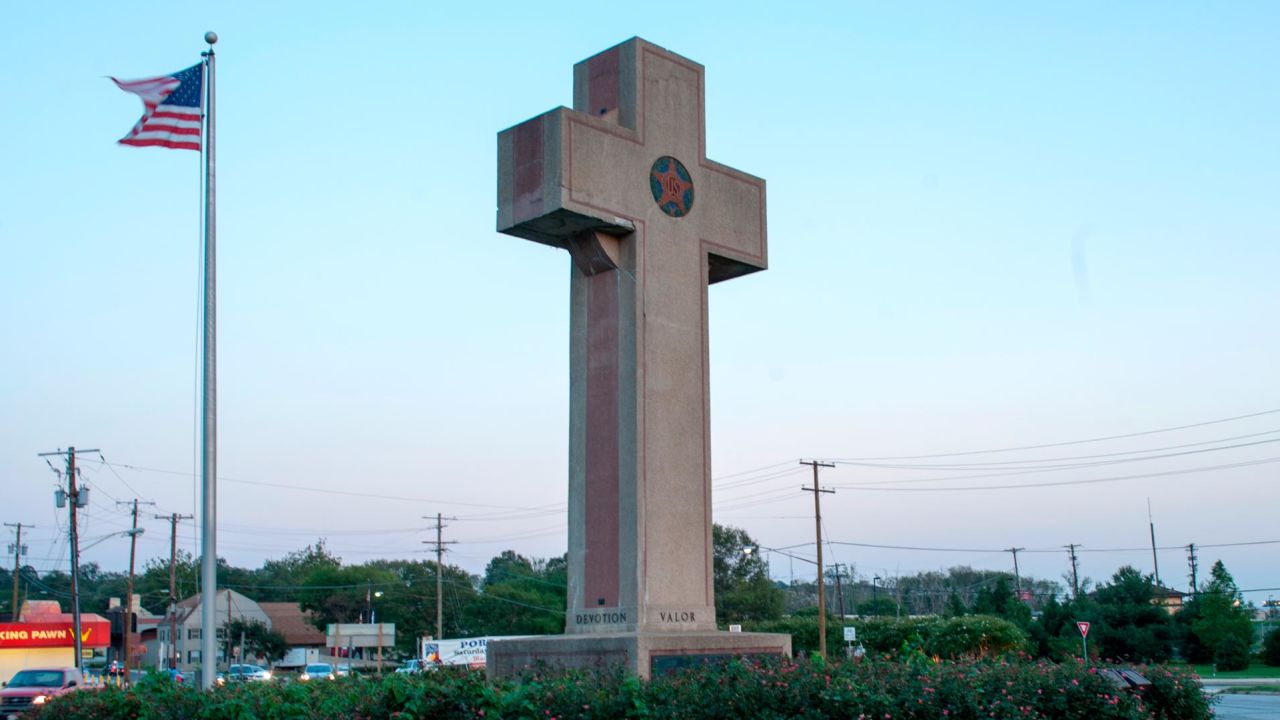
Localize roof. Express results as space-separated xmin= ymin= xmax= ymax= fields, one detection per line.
xmin=258 ymin=602 xmax=326 ymax=646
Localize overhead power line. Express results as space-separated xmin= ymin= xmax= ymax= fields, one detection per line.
xmin=833 ymin=407 xmax=1280 ymax=461
xmin=832 ymin=455 xmax=1280 ymax=492
xmin=836 ymin=429 xmax=1280 ymax=471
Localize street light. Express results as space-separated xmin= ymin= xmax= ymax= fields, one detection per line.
xmin=372 ymin=591 xmax=385 ymax=674
xmin=80 ymin=527 xmax=144 ymax=552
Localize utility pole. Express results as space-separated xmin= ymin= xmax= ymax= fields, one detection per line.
xmin=5 ymin=523 xmax=30 ymax=619
xmin=1186 ymin=543 xmax=1199 ymax=594
xmin=155 ymin=512 xmax=193 ymax=670
xmin=1005 ymin=547 xmax=1025 ymax=602
xmin=1147 ymin=499 xmax=1161 ymax=587
xmin=423 ymin=514 xmax=456 ymax=641
xmin=831 ymin=563 xmax=847 ymax=619
xmin=39 ymin=447 xmax=97 ymax=670
xmin=800 ymin=460 xmax=835 ymax=659
xmin=116 ymin=500 xmax=152 ymax=683
xmin=1065 ymin=544 xmax=1081 ymax=599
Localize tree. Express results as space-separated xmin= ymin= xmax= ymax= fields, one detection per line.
xmin=1090 ymin=566 xmax=1173 ymax=662
xmin=1263 ymin=626 xmax=1280 ymax=667
xmin=465 ymin=551 xmax=566 ymax=636
xmin=712 ymin=524 xmax=783 ymax=622
xmin=972 ymin=576 xmax=1032 ymax=629
xmin=224 ymin=618 xmax=288 ymax=664
xmin=944 ymin=591 xmax=967 ymax=618
xmin=1191 ymin=561 xmax=1254 ymax=669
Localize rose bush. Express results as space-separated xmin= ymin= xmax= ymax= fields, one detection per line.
xmin=30 ymin=657 xmax=1210 ymax=720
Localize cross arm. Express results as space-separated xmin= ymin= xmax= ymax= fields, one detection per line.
xmin=697 ymin=159 xmax=767 ymax=283
xmin=497 ymin=108 xmax=636 ymax=248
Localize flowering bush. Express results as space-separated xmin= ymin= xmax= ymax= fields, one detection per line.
xmin=30 ymin=657 xmax=1210 ymax=720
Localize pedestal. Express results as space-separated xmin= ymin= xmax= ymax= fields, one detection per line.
xmin=487 ymin=631 xmax=791 ymax=680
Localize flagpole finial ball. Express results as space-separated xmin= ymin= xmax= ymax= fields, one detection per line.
xmin=205 ymin=31 xmax=218 ymax=45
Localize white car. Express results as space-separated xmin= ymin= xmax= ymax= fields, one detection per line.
xmin=298 ymin=663 xmax=335 ymax=682
xmin=394 ymin=655 xmax=435 ymax=671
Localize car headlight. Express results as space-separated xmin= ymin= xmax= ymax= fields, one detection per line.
xmin=32 ymin=695 xmax=48 ymax=705
xmin=299 ymin=673 xmax=310 ymax=681
xmin=263 ymin=672 xmax=272 ymax=680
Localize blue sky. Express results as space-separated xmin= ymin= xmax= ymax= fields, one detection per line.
xmin=2 ymin=2 xmax=1277 ymax=604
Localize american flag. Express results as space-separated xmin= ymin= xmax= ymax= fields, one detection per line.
xmin=111 ymin=63 xmax=204 ymax=151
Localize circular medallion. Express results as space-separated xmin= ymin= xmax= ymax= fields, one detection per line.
xmin=649 ymin=156 xmax=694 ymax=218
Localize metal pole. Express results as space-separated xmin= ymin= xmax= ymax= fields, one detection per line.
xmin=436 ymin=513 xmax=443 ymax=641
xmin=199 ymin=32 xmax=219 ymax=690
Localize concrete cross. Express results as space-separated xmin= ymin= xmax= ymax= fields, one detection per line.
xmin=494 ymin=38 xmax=777 ymax=675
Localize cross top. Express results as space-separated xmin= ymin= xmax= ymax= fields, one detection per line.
xmin=499 ymin=37 xmax=767 ymax=283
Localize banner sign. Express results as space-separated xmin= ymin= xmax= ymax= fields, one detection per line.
xmin=0 ymin=621 xmax=111 ymax=649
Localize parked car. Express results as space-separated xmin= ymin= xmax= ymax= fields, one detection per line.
xmin=0 ymin=667 xmax=85 ymax=717
xmin=334 ymin=664 xmax=352 ymax=678
xmin=104 ymin=661 xmax=126 ymax=677
xmin=297 ymin=664 xmax=334 ymax=682
xmin=225 ymin=664 xmax=272 ymax=682
xmin=395 ymin=659 xmax=437 ymax=674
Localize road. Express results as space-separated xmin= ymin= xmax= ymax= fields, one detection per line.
xmin=1212 ymin=693 xmax=1280 ymax=719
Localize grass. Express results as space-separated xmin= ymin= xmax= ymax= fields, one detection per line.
xmin=1183 ymin=662 xmax=1280 ymax=680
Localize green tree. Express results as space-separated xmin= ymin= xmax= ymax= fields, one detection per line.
xmin=972 ymin=576 xmax=1032 ymax=629
xmin=225 ymin=618 xmax=289 ymax=664
xmin=944 ymin=591 xmax=967 ymax=618
xmin=465 ymin=552 xmax=566 ymax=636
xmin=712 ymin=524 xmax=783 ymax=622
xmin=1090 ymin=566 xmax=1173 ymax=662
xmin=1263 ymin=626 xmax=1280 ymax=667
xmin=1191 ymin=561 xmax=1254 ymax=669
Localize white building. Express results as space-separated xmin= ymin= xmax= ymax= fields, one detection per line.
xmin=146 ymin=589 xmax=271 ymax=672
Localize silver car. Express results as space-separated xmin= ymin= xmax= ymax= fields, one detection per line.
xmin=226 ymin=664 xmax=272 ymax=682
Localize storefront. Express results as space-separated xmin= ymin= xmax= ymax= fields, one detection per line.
xmin=0 ymin=616 xmax=110 ymax=683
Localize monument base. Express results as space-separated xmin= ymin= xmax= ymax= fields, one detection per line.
xmin=487 ymin=631 xmax=792 ymax=680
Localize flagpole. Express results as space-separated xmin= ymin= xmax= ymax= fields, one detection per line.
xmin=199 ymin=30 xmax=218 ymax=691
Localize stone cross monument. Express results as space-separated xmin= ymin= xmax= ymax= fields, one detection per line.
xmin=488 ymin=38 xmax=791 ymax=678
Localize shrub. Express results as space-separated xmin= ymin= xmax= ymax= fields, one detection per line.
xmin=742 ymin=613 xmax=1027 ymax=658
xmin=1214 ymin=632 xmax=1251 ymax=671
xmin=29 ymin=657 xmax=1212 ymax=720
xmin=1266 ymin=625 xmax=1280 ymax=667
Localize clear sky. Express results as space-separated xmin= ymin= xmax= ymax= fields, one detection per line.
xmin=2 ymin=2 xmax=1277 ymax=605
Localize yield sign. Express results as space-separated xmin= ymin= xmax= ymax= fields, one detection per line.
xmin=1077 ymin=621 xmax=1090 ymax=638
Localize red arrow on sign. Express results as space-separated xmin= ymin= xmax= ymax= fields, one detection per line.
xmin=1077 ymin=621 xmax=1090 ymax=638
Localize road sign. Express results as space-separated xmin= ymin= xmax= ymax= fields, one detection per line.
xmin=843 ymin=626 xmax=856 ymax=642
xmin=1077 ymin=621 xmax=1090 ymax=638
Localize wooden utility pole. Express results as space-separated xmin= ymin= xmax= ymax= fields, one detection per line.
xmin=1005 ymin=547 xmax=1025 ymax=602
xmin=831 ymin=562 xmax=847 ymax=619
xmin=1065 ymin=544 xmax=1081 ymax=598
xmin=423 ymin=514 xmax=456 ymax=641
xmin=155 ymin=512 xmax=192 ymax=669
xmin=116 ymin=500 xmax=152 ymax=683
xmin=1186 ymin=543 xmax=1199 ymax=593
xmin=39 ymin=446 xmax=97 ymax=669
xmin=5 ymin=523 xmax=30 ymax=619
xmin=800 ymin=460 xmax=835 ymax=659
